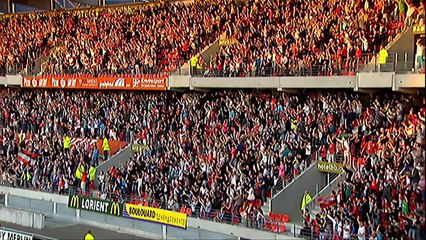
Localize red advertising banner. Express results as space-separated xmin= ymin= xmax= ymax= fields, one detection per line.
xmin=22 ymin=75 xmax=167 ymax=90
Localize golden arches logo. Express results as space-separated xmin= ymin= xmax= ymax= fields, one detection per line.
xmin=69 ymin=195 xmax=80 ymax=208
xmin=110 ymin=202 xmax=121 ymax=216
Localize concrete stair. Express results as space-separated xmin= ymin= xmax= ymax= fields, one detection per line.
xmin=261 ymin=198 xmax=270 ymax=218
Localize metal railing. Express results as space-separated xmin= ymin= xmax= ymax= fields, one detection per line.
xmin=0 ymin=181 xmax=302 ymax=237
xmin=0 ymin=64 xmax=27 ymax=75
xmin=191 ymin=52 xmax=424 ymax=78
xmin=271 ymin=151 xmax=318 ymax=196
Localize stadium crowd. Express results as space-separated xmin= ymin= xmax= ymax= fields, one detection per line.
xmin=1 ymin=88 xmax=424 ymax=237
xmin=0 ymin=0 xmax=228 ymax=75
xmin=1 ymin=0 xmax=424 ymax=76
xmin=305 ymin=96 xmax=425 ymax=239
xmin=205 ymin=0 xmax=424 ymax=77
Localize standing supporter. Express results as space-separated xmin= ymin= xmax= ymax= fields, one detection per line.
xmin=102 ymin=136 xmax=110 ymax=161
xmin=0 ymin=88 xmax=424 ymax=237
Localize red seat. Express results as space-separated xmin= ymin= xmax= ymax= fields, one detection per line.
xmin=232 ymin=216 xmax=240 ymax=225
xmin=186 ymin=208 xmax=192 ymax=216
xmin=276 ymin=213 xmax=283 ymax=222
xmin=180 ymin=206 xmax=186 ymax=213
xmin=143 ymin=201 xmax=149 ymax=207
xmin=282 ymin=214 xmax=290 ymax=223
xmin=266 ymin=191 xmax=271 ymax=198
xmin=269 ymin=212 xmax=276 ymax=221
xmin=264 ymin=222 xmax=271 ymax=230
xmin=278 ymin=224 xmax=286 ymax=233
xmin=271 ymin=223 xmax=278 ymax=232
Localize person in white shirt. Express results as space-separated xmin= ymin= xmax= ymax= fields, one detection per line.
xmin=358 ymin=220 xmax=366 ymax=240
xmin=342 ymin=220 xmax=351 ymax=240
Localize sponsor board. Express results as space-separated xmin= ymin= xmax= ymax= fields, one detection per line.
xmin=68 ymin=195 xmax=122 ymax=217
xmin=0 ymin=229 xmax=33 ymax=240
xmin=22 ymin=75 xmax=167 ymax=91
xmin=317 ymin=161 xmax=349 ymax=174
xmin=131 ymin=144 xmax=150 ymax=153
xmin=123 ymin=203 xmax=187 ymax=229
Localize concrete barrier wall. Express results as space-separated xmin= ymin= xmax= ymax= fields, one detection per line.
xmin=395 ymin=74 xmax=426 ymax=88
xmin=167 ymin=73 xmax=423 ymax=91
xmin=0 ymin=205 xmax=44 ymax=229
xmin=357 ymin=72 xmax=394 ymax=88
xmin=4 ymin=75 xmax=21 ymax=86
xmin=0 ymin=186 xmax=302 ymax=239
xmin=280 ymin=76 xmax=355 ymax=89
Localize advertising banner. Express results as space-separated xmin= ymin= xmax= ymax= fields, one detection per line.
xmin=131 ymin=143 xmax=150 ymax=153
xmin=68 ymin=195 xmax=122 ymax=217
xmin=0 ymin=229 xmax=33 ymax=240
xmin=317 ymin=161 xmax=348 ymax=174
xmin=22 ymin=75 xmax=167 ymax=91
xmin=123 ymin=203 xmax=187 ymax=229
xmin=219 ymin=38 xmax=238 ymax=46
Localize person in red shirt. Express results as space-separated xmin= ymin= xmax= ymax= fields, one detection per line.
xmin=81 ymin=170 xmax=88 ymax=192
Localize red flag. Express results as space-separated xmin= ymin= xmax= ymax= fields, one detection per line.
xmin=318 ymin=195 xmax=336 ymax=209
xmin=17 ymin=150 xmax=40 ymax=166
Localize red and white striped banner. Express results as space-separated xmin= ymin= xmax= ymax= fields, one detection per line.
xmin=17 ymin=150 xmax=41 ymax=166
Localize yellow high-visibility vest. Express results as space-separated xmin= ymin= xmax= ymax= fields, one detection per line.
xmin=64 ymin=136 xmax=71 ymax=149
xmin=102 ymin=138 xmax=110 ymax=151
xmin=25 ymin=172 xmax=32 ymax=181
xmin=190 ymin=56 xmax=198 ymax=67
xmin=84 ymin=233 xmax=95 ymax=240
xmin=75 ymin=166 xmax=84 ymax=180
xmin=291 ymin=119 xmax=298 ymax=131
xmin=18 ymin=132 xmax=23 ymax=144
xmin=89 ymin=166 xmax=97 ymax=181
xmin=301 ymin=193 xmax=312 ymax=211
xmin=379 ymin=49 xmax=388 ymax=64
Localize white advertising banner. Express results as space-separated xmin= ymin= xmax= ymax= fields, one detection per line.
xmin=0 ymin=229 xmax=33 ymax=240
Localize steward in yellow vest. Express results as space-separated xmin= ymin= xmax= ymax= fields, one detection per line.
xmin=64 ymin=135 xmax=71 ymax=152
xmin=102 ymin=137 xmax=110 ymax=160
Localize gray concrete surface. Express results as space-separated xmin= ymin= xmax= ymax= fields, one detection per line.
xmin=0 ymin=216 xmax=150 ymax=240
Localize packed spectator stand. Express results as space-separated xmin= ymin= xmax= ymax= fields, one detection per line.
xmin=0 ymin=0 xmax=227 ymax=75
xmin=0 ymin=88 xmax=424 ymax=238
xmin=0 ymin=0 xmax=424 ymax=76
xmin=0 ymin=0 xmax=425 ymax=238
xmin=205 ymin=0 xmax=424 ymax=77
xmin=303 ymin=97 xmax=426 ymax=239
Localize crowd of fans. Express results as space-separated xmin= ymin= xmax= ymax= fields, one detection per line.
xmin=305 ymin=95 xmax=425 ymax=239
xmin=1 ymin=0 xmax=424 ymax=76
xmin=205 ymin=0 xmax=424 ymax=77
xmin=1 ymin=88 xmax=424 ymax=236
xmin=0 ymin=0 xmax=229 ymax=75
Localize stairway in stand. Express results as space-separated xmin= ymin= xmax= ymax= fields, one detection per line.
xmin=261 ymin=197 xmax=270 ymax=219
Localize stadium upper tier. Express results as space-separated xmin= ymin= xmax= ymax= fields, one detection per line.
xmin=0 ymin=0 xmax=423 ymax=76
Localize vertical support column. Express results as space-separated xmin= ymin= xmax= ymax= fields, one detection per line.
xmin=5 ymin=193 xmax=9 ymax=206
xmin=162 ymin=225 xmax=167 ymax=239
xmin=395 ymin=52 xmax=398 ymax=73
xmin=53 ymin=201 xmax=57 ymax=214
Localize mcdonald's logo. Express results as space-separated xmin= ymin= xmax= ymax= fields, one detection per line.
xmin=69 ymin=195 xmax=80 ymax=208
xmin=67 ymin=194 xmax=122 ymax=217
xmin=110 ymin=202 xmax=121 ymax=216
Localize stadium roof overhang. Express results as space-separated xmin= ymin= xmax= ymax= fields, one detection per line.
xmin=0 ymin=0 xmax=102 ymax=13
